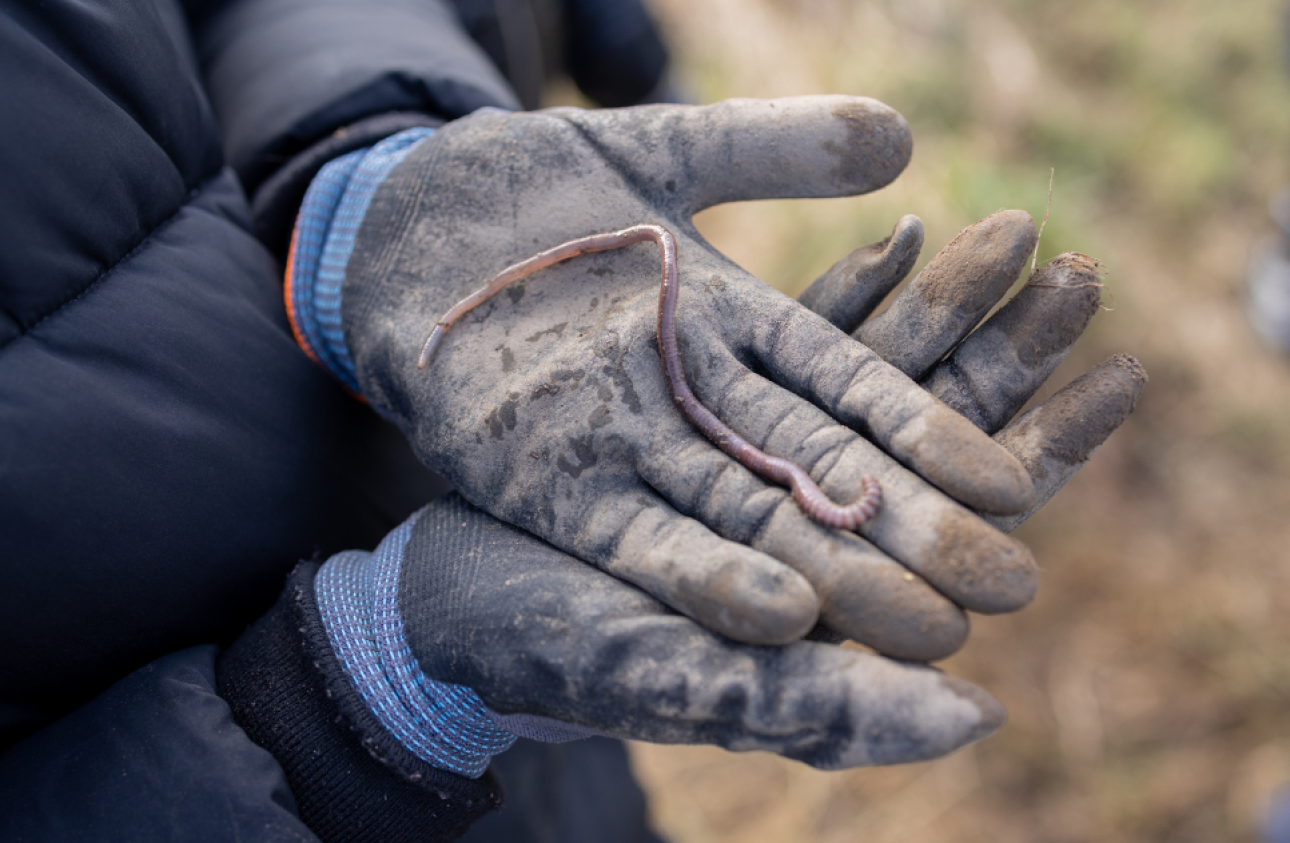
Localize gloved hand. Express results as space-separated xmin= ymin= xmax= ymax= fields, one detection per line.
xmin=294 ymin=215 xmax=1143 ymax=785
xmin=330 ymin=97 xmax=1046 ymax=658
xmin=304 ymin=273 xmax=1146 ymax=773
xmin=235 ymin=182 xmax=1143 ymax=842
xmin=310 ymin=494 xmax=1007 ymax=777
xmin=800 ymin=210 xmax=1146 ymax=532
xmin=217 ymin=483 xmax=1012 ymax=840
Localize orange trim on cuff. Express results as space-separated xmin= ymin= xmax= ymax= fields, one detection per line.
xmin=283 ymin=215 xmax=367 ymax=404
xmin=283 ymin=220 xmax=323 ymax=368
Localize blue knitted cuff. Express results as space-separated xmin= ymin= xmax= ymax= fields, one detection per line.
xmin=315 ymin=511 xmax=518 ymax=779
xmin=287 ymin=127 xmax=435 ymax=394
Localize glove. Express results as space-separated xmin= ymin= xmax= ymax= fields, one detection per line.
xmin=800 ymin=211 xmax=1146 ymax=531
xmin=218 ymin=489 xmax=1007 ymax=842
xmin=250 ymin=266 xmax=1146 ymax=794
xmin=320 ymin=96 xmax=1048 ymax=659
xmin=314 ymin=495 xmax=1006 ymax=773
xmin=222 ymin=142 xmax=1144 ymax=839
xmin=297 ymin=217 xmax=1143 ymax=780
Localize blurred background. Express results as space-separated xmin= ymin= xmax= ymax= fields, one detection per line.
xmin=539 ymin=0 xmax=1290 ymax=840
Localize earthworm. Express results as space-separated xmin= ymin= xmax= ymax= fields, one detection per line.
xmin=418 ymin=225 xmax=882 ymax=530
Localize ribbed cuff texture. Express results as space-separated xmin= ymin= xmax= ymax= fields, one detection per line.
xmin=284 ymin=127 xmax=435 ymax=394
xmin=217 ymin=564 xmax=501 ymax=843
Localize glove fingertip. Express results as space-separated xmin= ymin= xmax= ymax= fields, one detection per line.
xmin=828 ymin=97 xmax=914 ymax=193
xmin=715 ymin=565 xmax=821 ymax=645
xmin=927 ymin=506 xmax=1038 ymax=614
xmin=800 ymin=214 xmax=924 ymax=332
xmin=895 ymin=404 xmax=1038 ymax=516
xmin=999 ymin=353 xmax=1147 ymax=470
xmin=938 ymin=674 xmax=1007 ymax=742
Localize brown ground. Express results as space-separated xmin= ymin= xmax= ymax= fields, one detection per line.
xmin=543 ymin=1 xmax=1290 ymax=841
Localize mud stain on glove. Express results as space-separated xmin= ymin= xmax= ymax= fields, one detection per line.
xmin=823 ymin=101 xmax=914 ymax=193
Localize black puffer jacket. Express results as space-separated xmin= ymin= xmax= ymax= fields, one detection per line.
xmin=0 ymin=0 xmax=513 ymax=734
xmin=0 ymin=0 xmax=666 ymax=840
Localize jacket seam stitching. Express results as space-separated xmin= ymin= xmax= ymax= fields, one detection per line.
xmin=0 ymin=168 xmax=226 ymax=355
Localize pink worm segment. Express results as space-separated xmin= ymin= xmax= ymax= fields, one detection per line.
xmin=417 ymin=225 xmax=882 ymax=530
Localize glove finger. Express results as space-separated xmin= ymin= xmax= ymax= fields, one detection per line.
xmin=635 ymin=436 xmax=969 ymax=661
xmin=575 ymin=482 xmax=820 ymax=645
xmin=855 ymin=210 xmax=1038 ymax=380
xmin=569 ymin=619 xmax=1002 ymax=768
xmin=922 ymin=252 xmax=1104 ymax=433
xmin=703 ymin=283 xmax=1035 ymax=516
xmin=404 ymin=496 xmax=1005 ymax=768
xmin=986 ymin=354 xmax=1147 ymax=533
xmin=797 ymin=214 xmax=924 ymax=333
xmin=558 ymin=95 xmax=912 ymax=214
xmin=645 ymin=334 xmax=1038 ymax=614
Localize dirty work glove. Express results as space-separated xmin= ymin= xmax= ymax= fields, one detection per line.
xmin=321 ymin=97 xmax=1045 ymax=659
xmin=218 ymin=494 xmax=1008 ymax=840
xmin=320 ymin=496 xmax=1004 ymax=768
xmin=799 ymin=210 xmax=1146 ymax=533
xmin=220 ymin=236 xmax=1141 ymax=836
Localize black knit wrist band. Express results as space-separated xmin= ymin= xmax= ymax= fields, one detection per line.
xmin=217 ymin=564 xmax=501 ymax=843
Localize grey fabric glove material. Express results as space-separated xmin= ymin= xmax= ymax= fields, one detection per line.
xmin=856 ymin=210 xmax=1040 ymax=381
xmin=343 ymin=97 xmax=1041 ymax=660
xmin=400 ymin=494 xmax=1006 ymax=769
xmin=985 ymin=355 xmax=1146 ymax=533
xmin=798 ymin=214 xmax=925 ymax=336
xmin=801 ymin=216 xmax=1146 ymax=535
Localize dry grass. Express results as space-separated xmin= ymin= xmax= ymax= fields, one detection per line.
xmin=548 ymin=0 xmax=1290 ymax=840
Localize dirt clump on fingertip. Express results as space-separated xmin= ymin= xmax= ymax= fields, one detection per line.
xmin=916 ymin=210 xmax=1037 ymax=308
